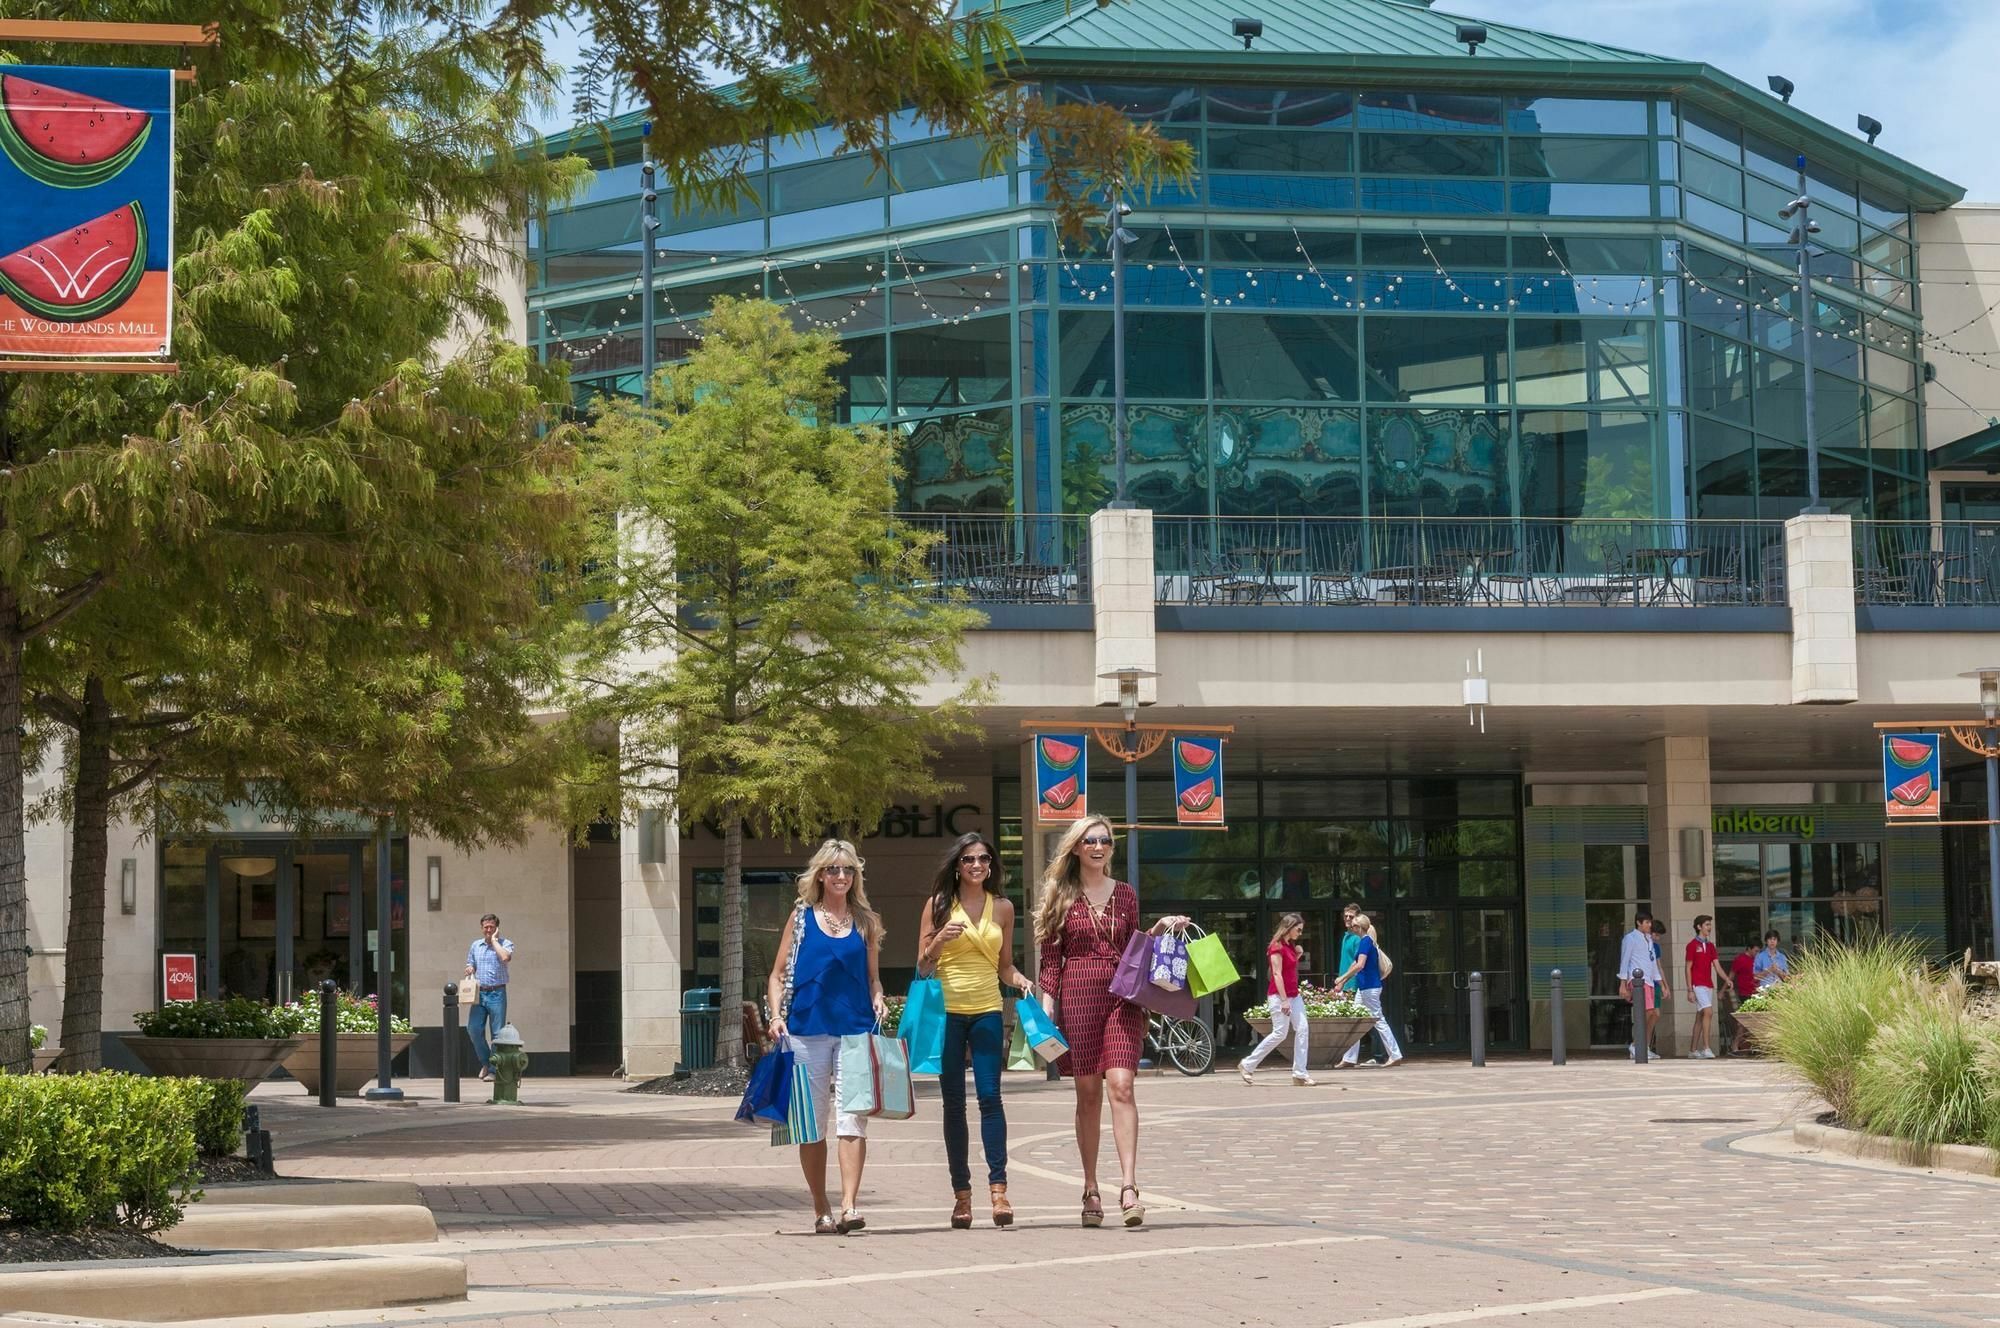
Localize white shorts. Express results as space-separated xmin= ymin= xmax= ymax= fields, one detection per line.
xmin=787 ymin=1033 xmax=867 ymax=1140
xmin=1692 ymin=985 xmax=1715 ymax=1011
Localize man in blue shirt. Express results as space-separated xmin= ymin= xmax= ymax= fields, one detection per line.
xmin=1752 ymin=930 xmax=1791 ymax=988
xmin=464 ymin=913 xmax=515 ymax=1080
xmin=1617 ymin=910 xmax=1668 ymax=1060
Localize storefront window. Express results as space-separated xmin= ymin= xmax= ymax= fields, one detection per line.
xmin=1583 ymin=843 xmax=1650 ymax=1047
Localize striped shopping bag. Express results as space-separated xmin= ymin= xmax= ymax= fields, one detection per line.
xmin=769 ymin=1057 xmax=821 ymax=1146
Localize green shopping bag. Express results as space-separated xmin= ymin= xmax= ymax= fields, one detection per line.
xmin=1006 ymin=1014 xmax=1037 ymax=1071
xmin=1186 ymin=928 xmax=1242 ymax=998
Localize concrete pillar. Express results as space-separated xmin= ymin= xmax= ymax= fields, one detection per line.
xmin=618 ymin=512 xmax=682 ymax=1080
xmin=1784 ymin=513 xmax=1857 ymax=704
xmin=1089 ymin=508 xmax=1156 ymax=706
xmin=1646 ymin=736 xmax=1714 ymax=1058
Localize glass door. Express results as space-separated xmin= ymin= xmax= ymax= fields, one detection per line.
xmin=1196 ymin=907 xmax=1263 ymax=1049
xmin=1459 ymin=906 xmax=1521 ymax=1048
xmin=1393 ymin=907 xmax=1461 ymax=1051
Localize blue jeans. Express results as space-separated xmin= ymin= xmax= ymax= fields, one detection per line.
xmin=940 ymin=1010 xmax=1007 ymax=1190
xmin=467 ymin=987 xmax=507 ymax=1069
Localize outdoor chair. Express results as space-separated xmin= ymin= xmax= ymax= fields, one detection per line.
xmin=1857 ymin=564 xmax=1913 ymax=605
xmin=1562 ymin=550 xmax=1642 ymax=606
xmin=1694 ymin=544 xmax=1748 ymax=604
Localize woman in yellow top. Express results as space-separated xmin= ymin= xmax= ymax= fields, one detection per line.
xmin=916 ymin=831 xmax=1035 ymax=1230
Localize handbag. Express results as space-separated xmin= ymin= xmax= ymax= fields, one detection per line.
xmin=897 ymin=978 xmax=946 ymax=1076
xmin=1186 ymin=925 xmax=1243 ymax=998
xmin=1015 ymin=997 xmax=1069 ymax=1065
xmin=735 ymin=1046 xmax=793 ymax=1127
xmin=770 ymin=1056 xmax=821 ymax=1146
xmin=1149 ymin=929 xmax=1189 ymax=991
xmin=838 ymin=1031 xmax=916 ymax=1120
xmin=1110 ymin=931 xmax=1197 ymax=1017
xmin=455 ymin=975 xmax=480 ymax=1006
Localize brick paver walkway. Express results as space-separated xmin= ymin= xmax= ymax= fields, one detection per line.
xmin=104 ymin=1059 xmax=2000 ymax=1325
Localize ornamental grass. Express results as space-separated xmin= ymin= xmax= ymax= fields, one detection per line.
xmin=1762 ymin=933 xmax=1930 ymax=1125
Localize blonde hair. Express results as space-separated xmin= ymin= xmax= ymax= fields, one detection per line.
xmin=795 ymin=838 xmax=884 ymax=943
xmin=1351 ymin=912 xmax=1373 ymax=932
xmin=1034 ymin=817 xmax=1113 ymax=943
xmin=1270 ymin=912 xmax=1304 ymax=946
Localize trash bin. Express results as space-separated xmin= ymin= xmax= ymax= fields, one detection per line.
xmin=680 ymin=987 xmax=722 ymax=1071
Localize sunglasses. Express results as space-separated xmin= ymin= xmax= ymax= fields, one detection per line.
xmin=822 ymin=864 xmax=857 ymax=877
xmin=959 ymin=853 xmax=994 ymax=866
xmin=1080 ymin=835 xmax=1115 ymax=847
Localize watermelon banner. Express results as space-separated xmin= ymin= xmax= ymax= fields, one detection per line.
xmin=1172 ymin=735 xmax=1224 ymax=825
xmin=0 ymin=66 xmax=174 ymax=358
xmin=1883 ymin=733 xmax=1942 ymax=822
xmin=1033 ymin=733 xmax=1086 ymax=823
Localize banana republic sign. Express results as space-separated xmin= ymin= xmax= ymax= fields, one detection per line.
xmin=684 ymin=803 xmax=984 ymax=841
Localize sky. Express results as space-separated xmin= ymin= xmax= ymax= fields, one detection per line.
xmin=534 ymin=1 xmax=2000 ymax=198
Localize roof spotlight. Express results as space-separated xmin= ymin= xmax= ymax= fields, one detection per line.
xmin=1456 ymin=23 xmax=1487 ymax=55
xmin=1857 ymin=113 xmax=1882 ymax=145
xmin=1766 ymin=74 xmax=1794 ymax=103
xmin=1231 ymin=17 xmax=1263 ymax=49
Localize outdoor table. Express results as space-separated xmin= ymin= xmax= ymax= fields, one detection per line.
xmin=999 ymin=562 xmax=1065 ymax=602
xmin=1898 ymin=549 xmax=1965 ymax=606
xmin=1230 ymin=546 xmax=1302 ymax=603
xmin=1378 ymin=563 xmax=1459 ymax=605
xmin=1458 ymin=546 xmax=1514 ymax=605
xmin=1632 ymin=547 xmax=1704 ymax=607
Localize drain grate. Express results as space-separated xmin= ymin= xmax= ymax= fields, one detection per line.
xmin=1650 ymin=1117 xmax=1754 ymax=1124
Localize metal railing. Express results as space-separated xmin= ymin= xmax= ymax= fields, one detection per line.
xmin=897 ymin=512 xmax=1092 ymax=605
xmin=1152 ymin=516 xmax=1788 ymax=608
xmin=1852 ymin=521 xmax=2000 ymax=607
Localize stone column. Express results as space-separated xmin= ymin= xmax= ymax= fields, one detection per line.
xmin=1646 ymin=736 xmax=1714 ymax=1058
xmin=618 ymin=512 xmax=682 ymax=1080
xmin=1785 ymin=513 xmax=1857 ymax=705
xmin=1089 ymin=508 xmax=1156 ymax=706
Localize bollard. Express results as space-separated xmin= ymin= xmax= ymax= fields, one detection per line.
xmin=317 ymin=978 xmax=337 ymax=1109
xmin=243 ymin=1104 xmax=274 ymax=1173
xmin=1630 ymin=967 xmax=1649 ymax=1064
xmin=1468 ymin=971 xmax=1486 ymax=1067
xmin=1549 ymin=970 xmax=1566 ymax=1066
xmin=442 ymin=982 xmax=461 ymax=1104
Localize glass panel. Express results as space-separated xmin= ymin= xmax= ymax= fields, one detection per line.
xmin=890 ymin=136 xmax=988 ymax=190
xmin=1058 ymin=312 xmax=1205 ymax=399
xmin=1715 ymin=904 xmax=1764 ymax=951
xmin=1060 ymin=402 xmax=1207 ymax=515
xmin=1363 ymin=315 xmax=1505 ymax=404
xmin=1368 ymin=233 xmax=1506 ymax=270
xmin=1510 ymin=319 xmax=1653 ymax=406
xmin=1214 ymin=405 xmax=1362 ymax=516
xmin=1516 ymin=410 xmax=1656 ymax=519
xmin=1508 ymin=137 xmax=1650 ymax=181
xmin=545 ymin=200 xmax=641 ymax=253
xmin=769 ymin=198 xmax=885 ymax=246
xmin=891 ymin=176 xmax=1009 ymax=226
xmin=1868 ymin=394 xmax=1918 ymax=455
xmin=832 ymin=334 xmax=888 ymax=423
xmin=770 ymin=156 xmax=882 ymax=212
xmin=1208 ymin=87 xmax=1355 ymax=127
xmin=691 ymin=870 xmax=797 ymax=992
xmin=904 ymin=231 xmax=1012 ymax=267
xmin=1509 ymin=183 xmax=1652 ymax=217
xmin=1358 ymin=91 xmax=1502 ymax=133
xmin=1516 ymin=237 xmax=1653 ymax=273
xmin=1681 ymin=147 xmax=1743 ymax=207
xmin=159 ymin=843 xmax=207 ymax=999
xmin=1741 ymin=130 xmax=1797 ymax=187
xmin=1211 ymin=314 xmax=1360 ymax=401
xmin=1460 ymin=908 xmax=1519 ymax=1043
xmin=892 ymin=314 xmax=1010 ymax=410
xmin=1210 ymin=228 xmax=1350 ymax=265
xmin=1360 ymin=134 xmax=1501 ymax=176
xmin=1364 ymin=409 xmax=1511 ymax=517
xmin=1583 ymin=844 xmax=1650 ymax=901
xmin=1681 ymin=106 xmax=1740 ymax=160
xmin=294 ymin=853 xmax=356 ymax=995
xmin=1688 ymin=327 xmax=1753 ymax=425
xmin=893 ymin=406 xmax=1012 ymax=512
xmin=1715 ymin=844 xmax=1762 ymax=897
xmin=1195 ymin=907 xmax=1265 ymax=1047
xmin=1053 ymin=82 xmax=1200 ymax=122
xmin=1359 ymin=178 xmax=1502 ymax=214
xmin=1504 ymin=96 xmax=1649 ymax=135
xmin=1398 ymin=908 xmax=1460 ymax=1048
xmin=355 ymin=837 xmax=410 ymax=1018
xmin=1211 ymin=175 xmax=1355 ymax=211
xmin=654 ymin=220 xmax=768 ymax=267
xmin=544 ymin=250 xmax=640 ymax=287
xmin=1208 ymin=129 xmax=1351 ymax=174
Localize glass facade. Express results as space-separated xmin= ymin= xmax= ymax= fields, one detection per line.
xmin=532 ymin=80 xmax=1928 ymax=520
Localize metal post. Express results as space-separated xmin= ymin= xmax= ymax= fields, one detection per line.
xmin=1630 ymin=967 xmax=1649 ymax=1065
xmin=1125 ymin=730 xmax=1140 ymax=889
xmin=442 ymin=982 xmax=461 ymax=1104
xmin=1468 ymin=970 xmax=1486 ymax=1067
xmin=1549 ymin=969 xmax=1566 ymax=1066
xmin=640 ymin=124 xmax=658 ymax=410
xmin=317 ymin=978 xmax=337 ymax=1109
xmin=363 ymin=818 xmax=403 ymax=1100
xmin=1986 ymin=743 xmax=2000 ymax=961
xmin=1109 ymin=185 xmax=1131 ymax=509
xmin=1792 ymin=156 xmax=1824 ymax=514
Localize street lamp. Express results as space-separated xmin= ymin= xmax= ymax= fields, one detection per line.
xmin=1107 ymin=191 xmax=1136 ymax=509
xmin=1098 ymin=666 xmax=1159 ymax=884
xmin=1778 ymin=156 xmax=1826 ymax=513
xmin=639 ymin=122 xmax=658 ymax=409
xmin=1962 ymin=667 xmax=2000 ymax=957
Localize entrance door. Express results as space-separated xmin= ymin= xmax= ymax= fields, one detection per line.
xmin=1195 ymin=907 xmax=1262 ymax=1049
xmin=1459 ymin=906 xmax=1521 ymax=1049
xmin=1390 ymin=906 xmax=1522 ymax=1053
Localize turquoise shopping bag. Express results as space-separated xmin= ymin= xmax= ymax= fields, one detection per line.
xmin=898 ymin=978 xmax=946 ymax=1075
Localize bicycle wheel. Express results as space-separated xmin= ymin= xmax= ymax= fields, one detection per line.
xmin=1164 ymin=1017 xmax=1214 ymax=1076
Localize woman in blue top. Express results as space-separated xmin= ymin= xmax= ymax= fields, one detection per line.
xmin=1334 ymin=912 xmax=1403 ymax=1068
xmin=766 ymin=839 xmax=889 ymax=1236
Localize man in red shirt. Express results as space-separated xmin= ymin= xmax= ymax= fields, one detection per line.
xmin=1683 ymin=915 xmax=1721 ymax=1059
xmin=1727 ymin=943 xmax=1759 ymax=1054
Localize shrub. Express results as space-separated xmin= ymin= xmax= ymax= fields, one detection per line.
xmin=134 ymin=996 xmax=289 ymax=1039
xmin=1763 ymin=934 xmax=1929 ymax=1123
xmin=1299 ymin=983 xmax=1370 ymax=1018
xmin=187 ymin=1078 xmax=249 ymax=1158
xmin=29 ymin=1023 xmax=46 ymax=1050
xmin=0 ymin=1073 xmax=201 ymax=1232
xmin=274 ymin=987 xmax=413 ymax=1036
xmin=1849 ymin=974 xmax=2000 ymax=1154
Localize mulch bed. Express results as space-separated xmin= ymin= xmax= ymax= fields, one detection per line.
xmin=199 ymin=1156 xmax=273 ymax=1185
xmin=1 ymin=1223 xmax=185 ymax=1264
xmin=628 ymin=1064 xmax=751 ymax=1098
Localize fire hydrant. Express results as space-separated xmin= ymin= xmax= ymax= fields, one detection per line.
xmin=489 ymin=1024 xmax=528 ymax=1105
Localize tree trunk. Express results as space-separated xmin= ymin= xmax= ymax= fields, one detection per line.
xmin=0 ymin=582 xmax=28 ymax=1073
xmin=716 ymin=814 xmax=744 ymax=1066
xmin=57 ymin=674 xmax=114 ymax=1071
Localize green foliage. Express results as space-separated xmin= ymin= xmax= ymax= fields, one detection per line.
xmin=0 ymin=1072 xmax=201 ymax=1232
xmin=1849 ymin=975 xmax=2000 ymax=1154
xmin=29 ymin=1024 xmax=46 ymax=1051
xmin=186 ymin=1078 xmax=250 ymax=1159
xmin=1763 ymin=934 xmax=1930 ymax=1123
xmin=276 ymin=988 xmax=413 ymax=1036
xmin=133 ymin=997 xmax=290 ymax=1040
xmin=1298 ymin=984 xmax=1370 ymax=1019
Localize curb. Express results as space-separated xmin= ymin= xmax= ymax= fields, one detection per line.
xmin=1794 ymin=1120 xmax=2000 ymax=1177
xmin=198 ymin=1179 xmax=424 ymax=1206
xmin=176 ymin=1203 xmax=437 ymax=1250
xmin=0 ymin=1254 xmax=465 ymax=1321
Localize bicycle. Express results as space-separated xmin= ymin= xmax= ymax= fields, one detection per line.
xmin=1144 ymin=1012 xmax=1214 ymax=1076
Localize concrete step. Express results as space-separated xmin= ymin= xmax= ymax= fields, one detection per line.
xmin=175 ymin=1202 xmax=437 ymax=1250
xmin=0 ymin=1253 xmax=465 ymax=1322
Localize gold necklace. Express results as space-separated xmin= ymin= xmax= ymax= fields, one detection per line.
xmin=816 ymin=906 xmax=854 ymax=937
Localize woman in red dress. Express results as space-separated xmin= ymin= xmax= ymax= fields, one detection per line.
xmin=1035 ymin=815 xmax=1188 ymax=1228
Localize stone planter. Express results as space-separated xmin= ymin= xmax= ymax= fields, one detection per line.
xmin=1242 ymin=1015 xmax=1374 ymax=1068
xmin=280 ymin=1033 xmax=415 ymax=1095
xmin=32 ymin=1048 xmax=60 ymax=1073
xmin=1730 ymin=1010 xmax=1777 ymax=1048
xmin=124 ymin=1035 xmax=303 ymax=1085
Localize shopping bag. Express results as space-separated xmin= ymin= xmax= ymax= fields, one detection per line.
xmin=770 ymin=1057 xmax=820 ymax=1146
xmin=1006 ymin=1016 xmax=1037 ymax=1071
xmin=1149 ymin=930 xmax=1190 ymax=991
xmin=1186 ymin=928 xmax=1243 ymax=998
xmin=1111 ymin=931 xmax=1196 ymax=1016
xmin=838 ymin=1032 xmax=916 ymax=1120
xmin=456 ymin=975 xmax=480 ymax=1006
xmin=1015 ymin=997 xmax=1069 ymax=1065
xmin=735 ymin=1046 xmax=793 ymax=1127
xmin=897 ymin=978 xmax=946 ymax=1076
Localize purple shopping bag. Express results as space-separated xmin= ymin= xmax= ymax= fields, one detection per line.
xmin=1110 ymin=931 xmax=1198 ymax=1017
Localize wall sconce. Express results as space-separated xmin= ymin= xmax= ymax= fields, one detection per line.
xmin=1678 ymin=826 xmax=1706 ymax=876
xmin=637 ymin=809 xmax=666 ymax=865
xmin=426 ymin=856 xmax=442 ymax=911
xmin=120 ymin=858 xmax=137 ymax=915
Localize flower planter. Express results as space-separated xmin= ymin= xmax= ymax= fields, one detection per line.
xmin=280 ymin=1032 xmax=416 ymax=1095
xmin=32 ymin=1048 xmax=60 ymax=1073
xmin=123 ymin=1035 xmax=303 ymax=1085
xmin=1730 ymin=1010 xmax=1778 ymax=1048
xmin=1242 ymin=1015 xmax=1374 ymax=1068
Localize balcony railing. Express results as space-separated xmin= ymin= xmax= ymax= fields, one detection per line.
xmin=898 ymin=513 xmax=1092 ymax=605
xmin=1152 ymin=517 xmax=1788 ymax=608
xmin=1853 ymin=521 xmax=2000 ymax=606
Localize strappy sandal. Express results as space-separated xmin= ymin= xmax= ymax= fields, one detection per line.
xmin=836 ymin=1208 xmax=866 ymax=1235
xmin=990 ymin=1183 xmax=1014 ymax=1228
xmin=813 ymin=1213 xmax=838 ymax=1235
xmin=1120 ymin=1183 xmax=1146 ymax=1228
xmin=951 ymin=1189 xmax=973 ymax=1230
xmin=1080 ymin=1188 xmax=1103 ymax=1228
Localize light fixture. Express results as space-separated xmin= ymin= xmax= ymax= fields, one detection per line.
xmin=1961 ymin=667 xmax=2000 ymax=718
xmin=1857 ymin=113 xmax=1882 ymax=145
xmin=1766 ymin=74 xmax=1794 ymax=103
xmin=120 ymin=858 xmax=137 ymax=915
xmin=219 ymin=854 xmax=277 ymax=878
xmin=1097 ymin=666 xmax=1160 ymax=725
xmin=1231 ymin=17 xmax=1262 ymax=48
xmin=426 ymin=856 xmax=442 ymax=911
xmin=1678 ymin=827 xmax=1706 ymax=874
xmin=1456 ymin=23 xmax=1487 ymax=55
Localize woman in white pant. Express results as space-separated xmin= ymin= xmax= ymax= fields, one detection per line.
xmin=1335 ymin=912 xmax=1402 ymax=1068
xmin=1239 ymin=912 xmax=1314 ymax=1086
